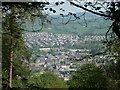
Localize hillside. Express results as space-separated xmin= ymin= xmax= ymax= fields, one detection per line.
xmin=23 ymin=12 xmax=112 ymax=36
xmin=42 ymin=13 xmax=110 ymax=35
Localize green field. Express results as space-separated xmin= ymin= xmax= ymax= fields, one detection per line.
xmin=24 ymin=12 xmax=112 ymax=36
xmin=42 ymin=15 xmax=111 ymax=35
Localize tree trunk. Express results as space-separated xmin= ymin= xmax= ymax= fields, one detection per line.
xmin=9 ymin=50 xmax=13 ymax=88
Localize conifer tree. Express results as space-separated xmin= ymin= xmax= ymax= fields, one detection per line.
xmin=2 ymin=7 xmax=31 ymax=88
xmin=2 ymin=2 xmax=48 ymax=88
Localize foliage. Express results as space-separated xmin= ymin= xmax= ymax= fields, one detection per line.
xmin=2 ymin=11 xmax=32 ymax=88
xmin=2 ymin=2 xmax=51 ymax=88
xmin=28 ymin=72 xmax=68 ymax=88
xmin=101 ymin=39 xmax=120 ymax=89
xmin=2 ymin=2 xmax=37 ymax=88
xmin=2 ymin=1 xmax=120 ymax=89
xmin=48 ymin=49 xmax=56 ymax=54
xmin=68 ymin=63 xmax=109 ymax=88
xmin=112 ymin=38 xmax=120 ymax=55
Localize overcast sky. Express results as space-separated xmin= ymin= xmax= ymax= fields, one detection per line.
xmin=37 ymin=0 xmax=84 ymax=15
xmin=37 ymin=0 xmax=66 ymax=2
xmin=37 ymin=0 xmax=106 ymax=16
xmin=37 ymin=0 xmax=99 ymax=3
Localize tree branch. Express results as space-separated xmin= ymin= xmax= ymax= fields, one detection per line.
xmin=70 ymin=2 xmax=110 ymax=18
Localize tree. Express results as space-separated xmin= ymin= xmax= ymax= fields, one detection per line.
xmin=67 ymin=1 xmax=120 ymax=40
xmin=100 ymin=39 xmax=120 ymax=89
xmin=2 ymin=8 xmax=31 ymax=88
xmin=68 ymin=63 xmax=109 ymax=88
xmin=2 ymin=2 xmax=49 ymax=88
xmin=27 ymin=72 xmax=68 ymax=88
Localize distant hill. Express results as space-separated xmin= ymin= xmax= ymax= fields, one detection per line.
xmin=23 ymin=12 xmax=112 ymax=36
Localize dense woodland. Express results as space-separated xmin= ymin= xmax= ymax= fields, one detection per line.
xmin=1 ymin=1 xmax=120 ymax=89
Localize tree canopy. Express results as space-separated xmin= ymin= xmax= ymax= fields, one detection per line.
xmin=28 ymin=72 xmax=68 ymax=88
xmin=68 ymin=63 xmax=109 ymax=88
xmin=2 ymin=1 xmax=49 ymax=88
